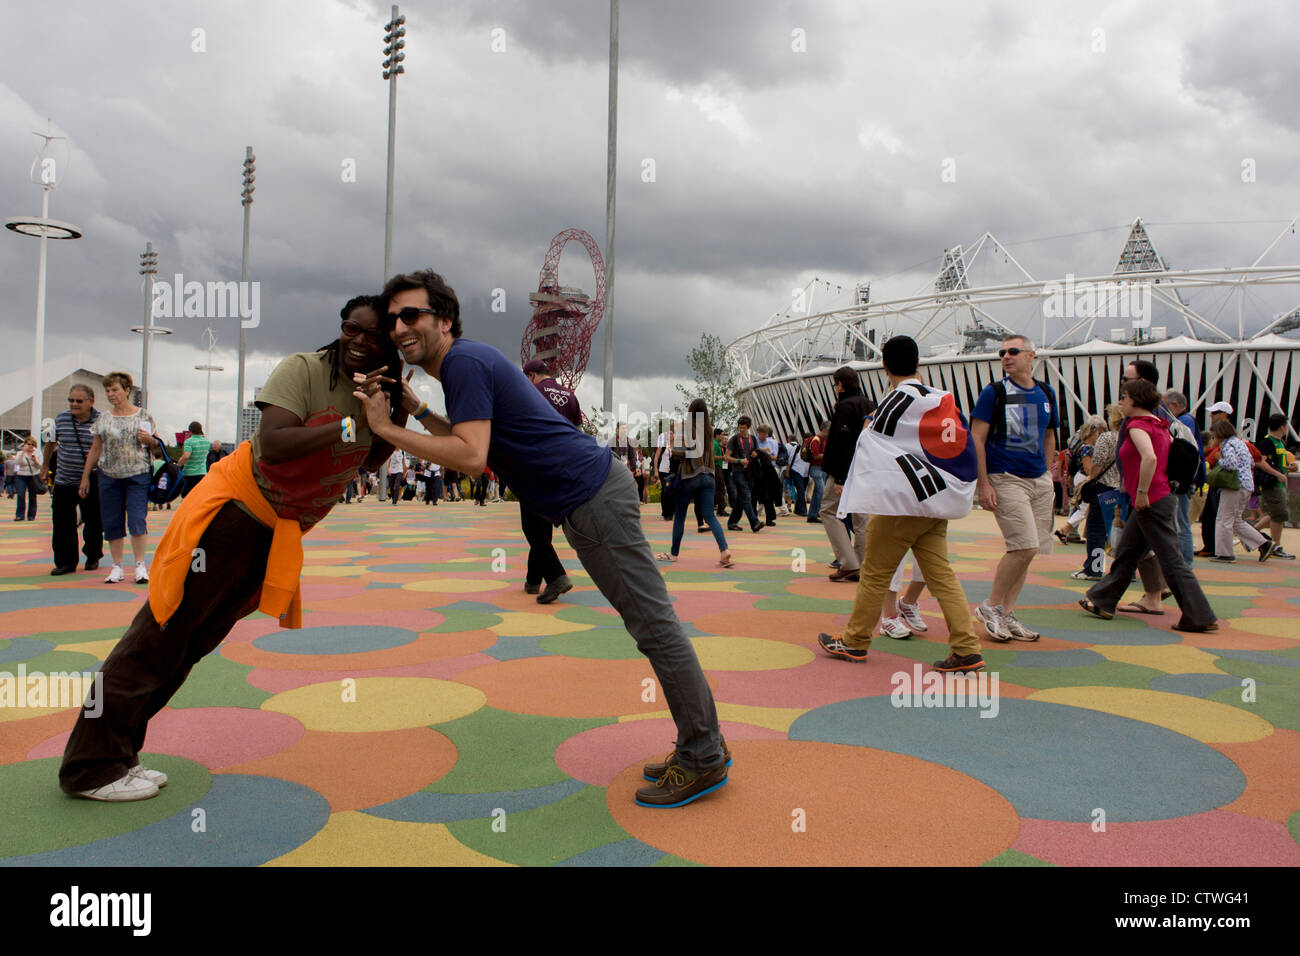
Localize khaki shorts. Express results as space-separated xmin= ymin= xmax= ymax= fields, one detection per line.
xmin=990 ymin=472 xmax=1055 ymax=554
xmin=1259 ymin=484 xmax=1289 ymax=522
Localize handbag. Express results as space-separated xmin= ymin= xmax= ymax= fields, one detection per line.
xmin=1206 ymin=464 xmax=1240 ymax=491
xmin=1078 ymin=479 xmax=1097 ymax=504
xmin=32 ymin=473 xmax=49 ymax=495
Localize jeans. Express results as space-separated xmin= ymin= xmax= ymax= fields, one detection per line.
xmin=98 ymin=471 xmax=150 ymax=540
xmin=727 ymin=468 xmax=761 ymax=531
xmin=1216 ymin=488 xmax=1266 ymax=556
xmin=13 ymin=474 xmax=38 ymax=519
xmin=789 ymin=470 xmax=809 ymax=515
xmin=671 ymin=472 xmax=729 ymax=555
xmin=1087 ymin=494 xmax=1217 ymax=629
xmin=808 ymin=466 xmax=826 ymax=518
xmin=1082 ymin=487 xmax=1124 ymax=576
xmin=562 ymin=458 xmax=723 ymax=771
xmin=820 ymin=481 xmax=867 ymax=571
xmin=1174 ymin=492 xmax=1194 ymax=567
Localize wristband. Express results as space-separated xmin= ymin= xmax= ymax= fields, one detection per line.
xmin=415 ymin=404 xmax=431 ymax=421
xmin=341 ymin=417 xmax=356 ymax=443
xmin=1137 ymin=489 xmax=1148 ymax=495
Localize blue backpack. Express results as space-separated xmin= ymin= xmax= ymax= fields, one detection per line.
xmin=148 ymin=444 xmax=185 ymax=504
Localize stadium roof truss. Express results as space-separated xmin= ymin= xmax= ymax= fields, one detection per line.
xmin=728 ymin=218 xmax=1300 ymax=443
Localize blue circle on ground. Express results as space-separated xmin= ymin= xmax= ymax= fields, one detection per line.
xmin=253 ymin=624 xmax=417 ymax=655
xmin=1148 ymin=674 xmax=1244 ymax=698
xmin=1 ymin=774 xmax=328 ymax=866
xmin=0 ymin=588 xmax=136 ymax=612
xmin=790 ymin=696 xmax=1244 ymax=822
xmin=0 ymin=638 xmax=56 ymax=666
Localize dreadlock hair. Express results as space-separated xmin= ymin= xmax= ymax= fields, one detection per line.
xmin=317 ymin=294 xmax=404 ymax=415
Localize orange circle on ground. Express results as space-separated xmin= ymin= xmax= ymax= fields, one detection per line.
xmin=219 ymin=726 xmax=457 ymax=812
xmin=608 ymin=739 xmax=1019 ymax=866
xmin=454 ymin=656 xmax=718 ymax=719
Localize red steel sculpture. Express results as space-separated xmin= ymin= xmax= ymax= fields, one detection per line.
xmin=520 ymin=228 xmax=607 ymax=395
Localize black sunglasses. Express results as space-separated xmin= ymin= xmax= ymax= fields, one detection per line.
xmin=384 ymin=307 xmax=440 ymax=328
xmin=341 ymin=319 xmax=386 ymax=342
xmin=998 ymin=347 xmax=1026 ymax=357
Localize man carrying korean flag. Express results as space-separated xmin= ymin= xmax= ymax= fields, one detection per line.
xmin=816 ymin=335 xmax=987 ymax=672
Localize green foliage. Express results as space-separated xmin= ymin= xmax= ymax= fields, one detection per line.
xmin=676 ymin=332 xmax=740 ymax=431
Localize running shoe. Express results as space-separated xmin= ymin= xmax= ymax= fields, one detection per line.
xmin=879 ymin=615 xmax=912 ymax=639
xmin=975 ymin=603 xmax=1012 ymax=642
xmin=897 ymin=600 xmax=928 ymax=633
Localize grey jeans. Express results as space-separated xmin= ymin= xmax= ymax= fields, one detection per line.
xmin=562 ymin=457 xmax=725 ymax=771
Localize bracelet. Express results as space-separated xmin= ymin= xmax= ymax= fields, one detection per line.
xmin=414 ymin=404 xmax=431 ymax=421
xmin=1137 ymin=489 xmax=1148 ymax=495
xmin=341 ymin=417 xmax=356 ymax=443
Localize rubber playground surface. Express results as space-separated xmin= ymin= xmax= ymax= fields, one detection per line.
xmin=1 ymin=499 xmax=1297 ymax=867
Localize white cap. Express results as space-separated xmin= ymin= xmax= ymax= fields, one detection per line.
xmin=1207 ymin=401 xmax=1233 ymax=415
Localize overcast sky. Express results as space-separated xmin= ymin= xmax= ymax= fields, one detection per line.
xmin=2 ymin=0 xmax=1298 ymax=441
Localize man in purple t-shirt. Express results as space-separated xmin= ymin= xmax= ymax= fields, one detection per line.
xmin=521 ymin=358 xmax=580 ymax=604
xmin=353 ymin=269 xmax=728 ymax=809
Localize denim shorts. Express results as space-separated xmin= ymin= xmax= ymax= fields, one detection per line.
xmin=99 ymin=472 xmax=150 ymax=540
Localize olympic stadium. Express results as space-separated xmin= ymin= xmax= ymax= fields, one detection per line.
xmin=728 ymin=219 xmax=1300 ymax=443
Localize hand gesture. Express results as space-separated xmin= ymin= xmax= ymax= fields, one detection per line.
xmin=399 ymin=369 xmax=420 ymax=413
xmin=136 ymin=429 xmax=154 ymax=447
xmin=352 ymin=382 xmax=393 ymax=428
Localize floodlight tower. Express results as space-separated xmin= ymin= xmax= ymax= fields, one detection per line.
xmin=382 ymin=6 xmax=406 ymax=282
xmin=3 ymin=127 xmax=84 ymax=437
xmin=195 ymin=328 xmax=224 ymax=432
xmin=236 ymin=147 xmax=255 ymax=433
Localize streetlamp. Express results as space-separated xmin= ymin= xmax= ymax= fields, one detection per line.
xmin=236 ymin=146 xmax=254 ymax=434
xmin=4 ymin=128 xmax=84 ymax=438
xmin=137 ymin=242 xmax=159 ymax=408
xmin=195 ymin=328 xmax=224 ymax=433
xmin=603 ymin=0 xmax=619 ymax=416
xmin=382 ymin=5 xmax=405 ymax=282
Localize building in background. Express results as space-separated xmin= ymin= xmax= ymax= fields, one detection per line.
xmin=0 ymin=353 xmax=107 ymax=450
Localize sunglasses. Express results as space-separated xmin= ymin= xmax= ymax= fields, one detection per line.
xmin=384 ymin=307 xmax=440 ymax=329
xmin=341 ymin=319 xmax=386 ymax=342
xmin=998 ymin=347 xmax=1026 ymax=357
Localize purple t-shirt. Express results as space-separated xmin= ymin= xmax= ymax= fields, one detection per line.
xmin=533 ymin=377 xmax=582 ymax=428
xmin=440 ymin=339 xmax=611 ymax=523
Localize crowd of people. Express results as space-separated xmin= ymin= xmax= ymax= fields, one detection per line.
xmin=16 ymin=270 xmax=1293 ymax=815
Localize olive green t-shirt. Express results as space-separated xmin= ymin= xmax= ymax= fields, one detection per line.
xmin=249 ymin=351 xmax=373 ymax=531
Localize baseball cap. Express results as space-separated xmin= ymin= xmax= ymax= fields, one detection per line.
xmin=1207 ymin=401 xmax=1233 ymax=415
xmin=522 ymin=359 xmax=549 ymax=376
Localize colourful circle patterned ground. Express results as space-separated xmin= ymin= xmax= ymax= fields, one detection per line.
xmin=2 ymin=499 xmax=1298 ymax=867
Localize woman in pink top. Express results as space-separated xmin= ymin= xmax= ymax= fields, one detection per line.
xmin=1079 ymin=379 xmax=1217 ymax=632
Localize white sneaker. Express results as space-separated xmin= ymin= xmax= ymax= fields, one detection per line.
xmin=135 ymin=563 xmax=149 ymax=584
xmin=897 ymin=600 xmax=928 ymax=633
xmin=975 ymin=603 xmax=1012 ymax=642
xmin=1003 ymin=610 xmax=1041 ymax=642
xmin=128 ymin=765 xmax=168 ymax=788
xmin=74 ymin=772 xmax=159 ymax=802
xmin=104 ymin=564 xmax=124 ymax=584
xmin=879 ymin=615 xmax=912 ymax=639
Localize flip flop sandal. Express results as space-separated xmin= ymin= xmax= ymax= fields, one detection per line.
xmin=655 ymin=552 xmax=677 ymax=563
xmin=1119 ymin=602 xmax=1165 ymax=615
xmin=1078 ymin=598 xmax=1114 ymax=620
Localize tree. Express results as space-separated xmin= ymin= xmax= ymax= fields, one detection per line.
xmin=676 ymin=332 xmax=741 ymax=430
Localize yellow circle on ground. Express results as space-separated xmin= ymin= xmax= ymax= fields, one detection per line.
xmin=1093 ymin=645 xmax=1226 ymax=676
xmin=403 ymin=578 xmax=510 ymax=594
xmin=491 ymin=612 xmax=591 ymax=637
xmin=0 ymin=584 xmax=37 ymax=591
xmin=1027 ymin=686 xmax=1273 ymax=743
xmin=1202 ymin=585 xmax=1276 ymax=597
xmin=301 ymin=565 xmax=369 ymax=577
xmin=53 ymin=638 xmax=120 ymax=661
xmin=261 ymin=677 xmax=485 ymax=732
xmin=689 ymin=635 xmax=814 ymax=671
xmin=1220 ymin=617 xmax=1300 ymax=639
xmin=266 ymin=812 xmax=511 ymax=867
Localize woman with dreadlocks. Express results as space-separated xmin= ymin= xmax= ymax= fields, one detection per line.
xmin=60 ymin=294 xmax=408 ymax=802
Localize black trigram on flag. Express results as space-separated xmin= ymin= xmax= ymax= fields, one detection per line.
xmin=872 ymin=391 xmax=914 ymax=437
xmin=895 ymin=453 xmax=947 ymax=502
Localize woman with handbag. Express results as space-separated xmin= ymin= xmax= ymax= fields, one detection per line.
xmin=13 ymin=436 xmax=43 ymax=521
xmin=80 ymin=372 xmax=161 ymax=584
xmin=657 ymin=398 xmax=733 ymax=568
xmin=1071 ymin=407 xmax=1126 ymax=579
xmin=1079 ymin=379 xmax=1217 ymax=632
xmin=1055 ymin=417 xmax=1104 ymax=544
xmin=1207 ymin=419 xmax=1272 ymax=562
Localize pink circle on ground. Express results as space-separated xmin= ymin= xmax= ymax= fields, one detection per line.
xmin=1014 ymin=810 xmax=1300 ymax=866
xmin=554 ymin=718 xmax=783 ymax=787
xmin=27 ymin=706 xmax=305 ymax=769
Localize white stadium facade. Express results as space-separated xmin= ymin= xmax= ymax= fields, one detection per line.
xmin=728 ymin=220 xmax=1300 ymax=445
